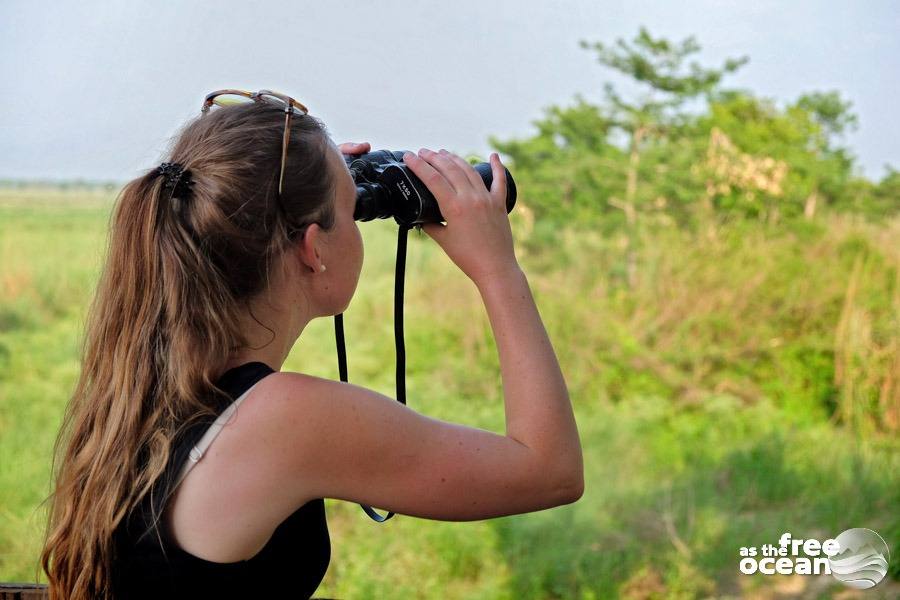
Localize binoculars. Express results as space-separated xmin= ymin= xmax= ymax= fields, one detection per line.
xmin=344 ymin=150 xmax=517 ymax=226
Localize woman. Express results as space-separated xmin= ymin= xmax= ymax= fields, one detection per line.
xmin=39 ymin=91 xmax=584 ymax=599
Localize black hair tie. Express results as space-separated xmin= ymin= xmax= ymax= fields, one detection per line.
xmin=155 ymin=161 xmax=195 ymax=200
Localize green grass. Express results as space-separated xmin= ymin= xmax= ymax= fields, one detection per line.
xmin=1 ymin=188 xmax=898 ymax=598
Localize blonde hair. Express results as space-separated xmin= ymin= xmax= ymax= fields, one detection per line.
xmin=38 ymin=101 xmax=336 ymax=599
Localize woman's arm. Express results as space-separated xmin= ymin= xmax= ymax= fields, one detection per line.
xmin=477 ymin=266 xmax=583 ymax=489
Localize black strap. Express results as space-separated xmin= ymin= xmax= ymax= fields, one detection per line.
xmin=335 ymin=224 xmax=412 ymax=522
xmin=393 ymin=223 xmax=410 ymax=407
xmin=334 ymin=313 xmax=348 ymax=383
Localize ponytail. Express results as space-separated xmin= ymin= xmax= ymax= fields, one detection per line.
xmin=39 ymin=101 xmax=336 ymax=599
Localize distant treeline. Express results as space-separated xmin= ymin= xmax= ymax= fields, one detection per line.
xmin=0 ymin=179 xmax=120 ymax=191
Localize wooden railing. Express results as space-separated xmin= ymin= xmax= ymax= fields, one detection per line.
xmin=0 ymin=583 xmax=48 ymax=599
xmin=1 ymin=583 xmax=337 ymax=599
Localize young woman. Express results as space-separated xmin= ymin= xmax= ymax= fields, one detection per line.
xmin=39 ymin=91 xmax=583 ymax=599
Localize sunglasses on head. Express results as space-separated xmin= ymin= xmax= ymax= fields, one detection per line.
xmin=200 ymin=88 xmax=311 ymax=237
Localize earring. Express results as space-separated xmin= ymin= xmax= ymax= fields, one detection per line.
xmin=319 ymin=264 xmax=327 ymax=272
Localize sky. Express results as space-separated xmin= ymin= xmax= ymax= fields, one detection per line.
xmin=1 ymin=0 xmax=898 ymax=182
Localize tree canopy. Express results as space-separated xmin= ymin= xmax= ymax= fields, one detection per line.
xmin=490 ymin=28 xmax=897 ymax=229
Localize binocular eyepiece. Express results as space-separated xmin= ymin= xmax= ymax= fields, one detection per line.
xmin=344 ymin=150 xmax=517 ymax=226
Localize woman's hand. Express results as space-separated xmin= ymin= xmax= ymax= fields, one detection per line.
xmin=338 ymin=142 xmax=371 ymax=156
xmin=403 ymin=148 xmax=519 ymax=286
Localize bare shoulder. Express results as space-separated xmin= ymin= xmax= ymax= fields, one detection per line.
xmin=163 ymin=370 xmax=327 ymax=561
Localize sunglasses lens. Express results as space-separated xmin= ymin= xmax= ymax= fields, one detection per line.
xmin=212 ymin=94 xmax=254 ymax=107
xmin=258 ymin=94 xmax=307 ymax=115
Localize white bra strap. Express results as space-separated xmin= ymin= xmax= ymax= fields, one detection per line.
xmin=171 ymin=378 xmax=265 ymax=492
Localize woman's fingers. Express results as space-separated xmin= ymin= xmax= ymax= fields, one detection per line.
xmin=489 ymin=153 xmax=507 ymax=206
xmin=403 ymin=151 xmax=457 ymax=203
xmin=421 ymin=149 xmax=474 ymax=194
xmin=338 ymin=141 xmax=371 ymax=155
xmin=444 ymin=151 xmax=486 ymax=192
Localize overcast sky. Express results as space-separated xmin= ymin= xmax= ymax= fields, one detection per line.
xmin=1 ymin=0 xmax=898 ymax=182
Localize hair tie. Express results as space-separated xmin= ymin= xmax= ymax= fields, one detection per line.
xmin=155 ymin=161 xmax=195 ymax=200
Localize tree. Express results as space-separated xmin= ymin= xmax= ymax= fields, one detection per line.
xmin=489 ymin=28 xmax=891 ymax=231
xmin=578 ymin=27 xmax=748 ymax=222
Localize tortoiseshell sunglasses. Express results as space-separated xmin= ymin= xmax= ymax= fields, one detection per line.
xmin=200 ymin=88 xmax=310 ymax=235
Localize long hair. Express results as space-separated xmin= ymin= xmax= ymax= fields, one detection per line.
xmin=38 ymin=100 xmax=337 ymax=599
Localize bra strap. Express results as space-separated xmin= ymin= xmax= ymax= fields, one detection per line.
xmin=171 ymin=378 xmax=265 ymax=492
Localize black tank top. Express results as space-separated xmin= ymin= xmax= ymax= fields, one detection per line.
xmin=111 ymin=362 xmax=331 ymax=599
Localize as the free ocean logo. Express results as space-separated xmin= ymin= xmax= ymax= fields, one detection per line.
xmin=739 ymin=529 xmax=890 ymax=589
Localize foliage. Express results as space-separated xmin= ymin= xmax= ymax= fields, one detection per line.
xmin=491 ymin=29 xmax=897 ymax=228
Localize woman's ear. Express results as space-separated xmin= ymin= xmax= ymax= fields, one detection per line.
xmin=296 ymin=223 xmax=324 ymax=273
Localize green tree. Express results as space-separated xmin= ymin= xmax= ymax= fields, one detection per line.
xmin=491 ymin=28 xmax=748 ymax=235
xmin=578 ymin=27 xmax=747 ymax=223
xmin=490 ymin=28 xmax=893 ymax=229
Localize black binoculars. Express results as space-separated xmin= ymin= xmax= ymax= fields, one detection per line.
xmin=344 ymin=150 xmax=517 ymax=226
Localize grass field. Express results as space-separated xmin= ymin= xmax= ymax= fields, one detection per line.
xmin=1 ymin=186 xmax=898 ymax=598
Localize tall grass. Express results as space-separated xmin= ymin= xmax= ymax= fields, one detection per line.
xmin=1 ymin=188 xmax=897 ymax=598
xmin=512 ymin=209 xmax=900 ymax=433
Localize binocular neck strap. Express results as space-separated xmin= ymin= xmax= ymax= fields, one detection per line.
xmin=334 ymin=223 xmax=413 ymax=523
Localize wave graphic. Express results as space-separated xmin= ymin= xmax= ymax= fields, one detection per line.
xmin=829 ymin=530 xmax=891 ymax=589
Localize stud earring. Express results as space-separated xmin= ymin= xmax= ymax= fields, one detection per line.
xmin=319 ymin=264 xmax=327 ymax=272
